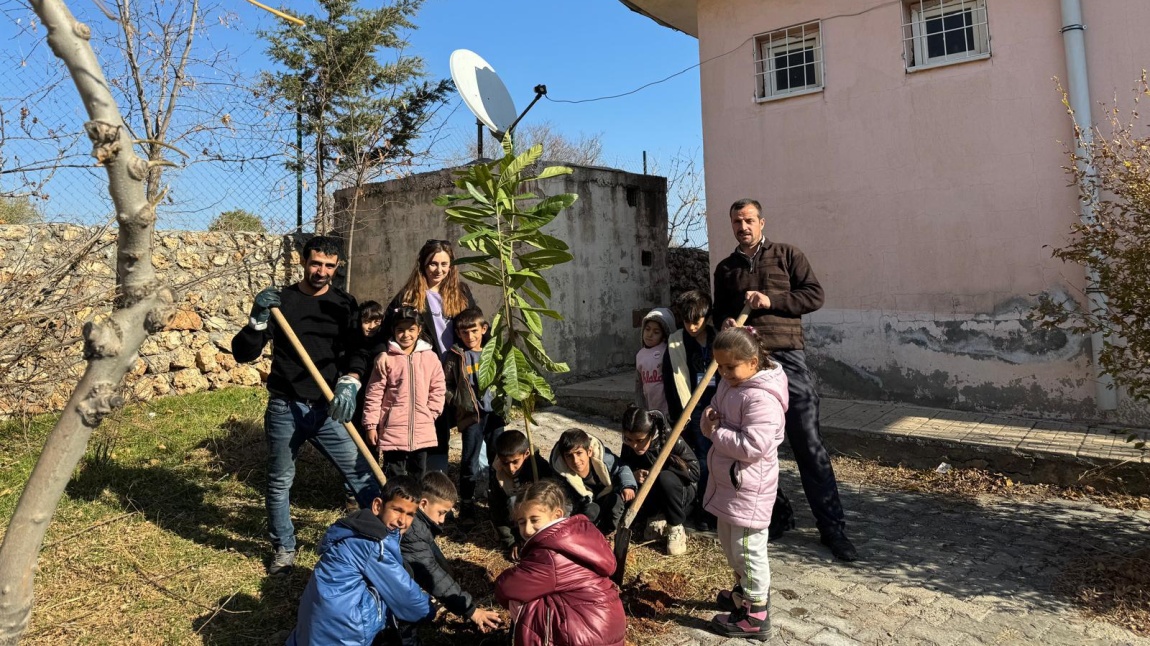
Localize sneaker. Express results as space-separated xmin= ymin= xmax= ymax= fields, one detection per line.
xmin=665 ymin=525 xmax=687 ymax=556
xmin=268 ymin=547 xmax=296 ymax=575
xmin=820 ymin=532 xmax=859 ymax=562
xmin=643 ymin=518 xmax=668 ymax=542
xmin=710 ymin=603 xmax=771 ymax=641
xmin=715 ymin=585 xmax=746 ymax=612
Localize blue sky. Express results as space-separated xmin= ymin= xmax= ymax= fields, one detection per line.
xmin=0 ymin=0 xmax=703 ymax=228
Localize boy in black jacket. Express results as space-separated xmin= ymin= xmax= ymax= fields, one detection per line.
xmin=442 ymin=308 xmax=504 ymax=520
xmin=395 ymin=471 xmax=501 ymax=645
xmin=549 ymin=428 xmax=638 ymax=536
xmin=662 ymin=289 xmax=720 ymax=532
xmin=488 ymin=430 xmax=555 ymax=560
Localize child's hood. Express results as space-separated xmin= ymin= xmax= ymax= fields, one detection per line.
xmin=641 ymin=307 xmax=676 ymax=341
xmin=549 ymin=434 xmax=614 ymax=500
xmin=739 ymin=363 xmax=790 ymax=412
xmin=387 ymin=338 xmax=435 ymax=356
xmin=526 ymin=515 xmax=615 ymax=578
xmin=320 ymin=508 xmax=395 ymax=554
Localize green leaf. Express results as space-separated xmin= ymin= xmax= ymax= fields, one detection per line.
xmin=502 ymin=143 xmax=544 ymax=183
xmin=521 ymin=309 xmax=543 ymax=336
xmin=478 ymin=335 xmax=500 ymax=392
xmin=501 ymin=346 xmax=527 ymax=400
xmin=518 ymin=249 xmax=574 ymax=269
xmin=528 ymin=275 xmax=552 ymax=299
xmin=525 ymin=165 xmax=573 ymax=182
xmin=521 ymin=332 xmax=570 ymax=373
xmin=519 ymin=305 xmax=563 ymax=320
xmin=530 ymin=193 xmax=577 ymax=218
xmin=465 ymin=182 xmax=491 ymax=205
xmin=461 ymin=269 xmax=501 ymax=287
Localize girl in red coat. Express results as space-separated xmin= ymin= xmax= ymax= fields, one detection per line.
xmin=495 ymin=480 xmax=626 ymax=646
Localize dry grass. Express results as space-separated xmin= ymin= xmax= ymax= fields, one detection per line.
xmin=3 ymin=389 xmax=1149 ymax=643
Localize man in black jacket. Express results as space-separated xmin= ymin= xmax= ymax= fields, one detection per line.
xmin=713 ymin=198 xmax=858 ymax=562
xmin=231 ymin=236 xmax=375 ymax=575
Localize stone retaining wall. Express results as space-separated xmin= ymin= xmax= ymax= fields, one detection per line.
xmin=0 ymin=224 xmax=294 ymax=415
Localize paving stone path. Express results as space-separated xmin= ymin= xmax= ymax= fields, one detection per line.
xmin=490 ymin=407 xmax=1150 ymax=646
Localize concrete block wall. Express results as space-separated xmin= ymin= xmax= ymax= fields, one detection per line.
xmin=334 ymin=162 xmax=670 ymax=383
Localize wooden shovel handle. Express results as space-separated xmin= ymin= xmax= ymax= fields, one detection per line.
xmin=620 ymin=304 xmax=752 ymax=529
xmin=270 ymin=307 xmax=388 ymax=488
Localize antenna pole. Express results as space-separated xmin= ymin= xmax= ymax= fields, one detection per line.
xmin=507 ymin=84 xmax=548 ymax=135
xmin=476 ymin=119 xmax=484 ymax=159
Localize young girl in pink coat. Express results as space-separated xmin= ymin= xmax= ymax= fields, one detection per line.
xmin=700 ymin=326 xmax=789 ymax=641
xmin=362 ymin=306 xmax=445 ymax=479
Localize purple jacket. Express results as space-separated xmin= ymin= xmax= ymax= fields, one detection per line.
xmin=702 ymin=365 xmax=789 ymax=530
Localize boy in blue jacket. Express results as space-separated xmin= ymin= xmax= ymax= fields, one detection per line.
xmin=287 ymin=475 xmax=436 ymax=646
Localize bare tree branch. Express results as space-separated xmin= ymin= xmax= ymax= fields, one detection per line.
xmin=0 ymin=0 xmax=175 ymax=640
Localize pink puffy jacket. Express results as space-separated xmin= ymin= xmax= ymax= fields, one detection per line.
xmin=702 ymin=365 xmax=789 ymax=530
xmin=362 ymin=339 xmax=445 ymax=452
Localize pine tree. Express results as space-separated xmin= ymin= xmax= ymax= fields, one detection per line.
xmin=260 ymin=0 xmax=451 ymax=230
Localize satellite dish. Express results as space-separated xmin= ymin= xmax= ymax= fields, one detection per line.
xmin=450 ymin=49 xmax=517 ymax=139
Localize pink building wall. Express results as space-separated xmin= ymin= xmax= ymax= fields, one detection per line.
xmin=696 ymin=0 xmax=1150 ymax=420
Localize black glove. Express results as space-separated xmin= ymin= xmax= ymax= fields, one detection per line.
xmin=249 ymin=287 xmax=281 ymax=328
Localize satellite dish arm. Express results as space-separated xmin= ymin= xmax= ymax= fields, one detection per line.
xmin=505 ymin=85 xmax=547 ymax=137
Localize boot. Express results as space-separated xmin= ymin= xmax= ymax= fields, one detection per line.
xmin=715 ymin=584 xmax=745 ymax=612
xmin=768 ymin=492 xmax=795 ymax=541
xmin=711 ymin=599 xmax=771 ymax=641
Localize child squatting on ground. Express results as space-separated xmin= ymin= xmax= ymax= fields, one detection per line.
xmin=394 ymin=471 xmax=501 ymax=645
xmin=442 ymin=307 xmax=505 ymax=520
xmin=287 ymin=475 xmax=435 ymax=646
xmin=495 ymin=480 xmax=627 ymax=646
xmin=549 ymin=428 xmax=637 ymax=536
xmin=362 ymin=305 xmax=446 ymax=480
xmin=636 ymin=307 xmax=675 ymax=417
xmin=488 ymin=429 xmax=555 ymax=560
xmin=619 ymin=404 xmax=700 ymax=556
xmin=701 ymin=326 xmax=790 ymax=641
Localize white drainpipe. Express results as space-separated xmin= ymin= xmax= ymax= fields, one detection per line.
xmin=1060 ymin=0 xmax=1117 ymax=411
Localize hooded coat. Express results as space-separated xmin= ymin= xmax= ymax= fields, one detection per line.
xmin=362 ymin=339 xmax=445 ymax=452
xmin=702 ymin=365 xmax=790 ymax=530
xmin=494 ymin=515 xmax=626 ymax=646
xmin=635 ymin=307 xmax=675 ymax=416
xmin=287 ymin=510 xmax=433 ymax=646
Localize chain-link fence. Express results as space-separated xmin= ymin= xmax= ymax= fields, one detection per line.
xmin=0 ymin=6 xmax=314 ymax=234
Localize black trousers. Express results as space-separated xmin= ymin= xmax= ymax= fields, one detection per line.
xmin=382 ymin=449 xmax=427 ymax=481
xmin=579 ymin=492 xmax=625 ymax=536
xmin=426 ymin=414 xmax=452 ymax=474
xmin=771 ymin=349 xmax=846 ymax=536
xmin=634 ymin=471 xmax=695 ymax=527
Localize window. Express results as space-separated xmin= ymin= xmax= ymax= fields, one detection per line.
xmin=754 ymin=21 xmax=823 ymax=101
xmin=903 ymin=0 xmax=990 ymax=71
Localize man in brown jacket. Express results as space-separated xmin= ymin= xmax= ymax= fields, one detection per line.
xmin=713 ymin=198 xmax=858 ymax=562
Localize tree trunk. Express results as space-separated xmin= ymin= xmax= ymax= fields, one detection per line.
xmin=0 ymin=0 xmax=174 ymax=642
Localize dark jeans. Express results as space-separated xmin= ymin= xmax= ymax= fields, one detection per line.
xmin=383 ymin=449 xmax=427 ymax=480
xmin=771 ymin=349 xmax=846 ymax=536
xmin=578 ymin=493 xmax=625 ymax=536
xmin=459 ymin=412 xmax=505 ymax=502
xmin=426 ymin=414 xmax=452 ymax=473
xmin=634 ymin=471 xmax=696 ymax=527
xmin=264 ymin=398 xmax=376 ymax=552
xmin=685 ymin=412 xmax=712 ymax=504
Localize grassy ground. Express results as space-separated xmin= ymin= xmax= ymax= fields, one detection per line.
xmin=1 ymin=388 xmax=1147 ymax=644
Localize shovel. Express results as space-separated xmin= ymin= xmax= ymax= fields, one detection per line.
xmin=612 ymin=304 xmax=751 ymax=585
xmin=270 ymin=307 xmax=388 ymax=489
